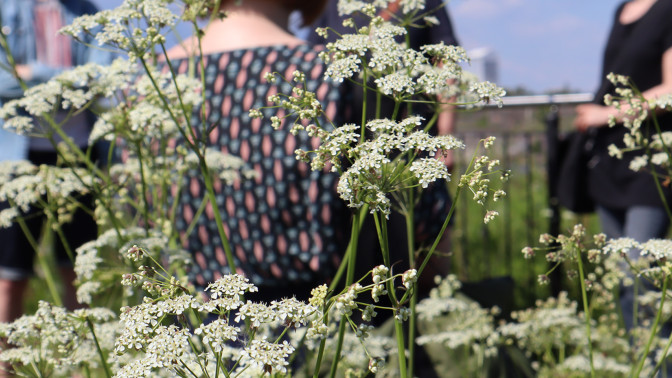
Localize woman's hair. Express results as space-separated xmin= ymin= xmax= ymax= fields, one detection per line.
xmin=211 ymin=0 xmax=327 ymax=26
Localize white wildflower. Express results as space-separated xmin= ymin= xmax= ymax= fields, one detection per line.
xmin=270 ymin=297 xmax=317 ymax=327
xmin=399 ymin=0 xmax=426 ymax=13
xmin=325 ymin=55 xmax=362 ymax=83
xmin=640 ymin=239 xmax=672 ymax=260
xmin=235 ymin=302 xmax=276 ymax=328
xmin=199 ymin=296 xmax=244 ymax=313
xmin=372 ymin=265 xmax=389 ymax=284
xmin=409 ymin=158 xmax=449 ymax=188
xmin=306 ymin=320 xmax=329 ymax=340
xmin=362 ymin=305 xmax=378 ymax=322
xmin=602 ymin=238 xmax=640 ymax=256
xmin=402 ymin=269 xmax=417 ymax=289
xmin=309 ymin=284 xmax=328 ymax=308
xmin=195 ymin=319 xmax=240 ymax=353
xmin=375 ymin=71 xmax=415 ymax=97
xmin=369 ymin=356 xmax=385 ymax=373
xmin=239 ymin=339 xmax=295 ymax=375
xmin=355 ymin=323 xmax=374 ymax=339
xmin=335 ymin=283 xmax=361 ymax=316
xmin=206 ymin=274 xmax=258 ymax=300
xmin=0 ymin=207 xmax=18 ymax=228
xmin=484 ymin=210 xmax=499 ymax=224
xmin=76 ymin=281 xmax=101 ymax=304
xmin=469 ymin=81 xmax=506 ymax=107
xmin=395 ymin=307 xmax=411 ymax=321
xmin=651 ymin=152 xmax=669 ymax=167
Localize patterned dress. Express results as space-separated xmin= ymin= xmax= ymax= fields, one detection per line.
xmin=170 ymin=44 xmax=351 ymax=294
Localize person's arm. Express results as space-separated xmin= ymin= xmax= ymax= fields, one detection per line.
xmin=435 ymin=96 xmax=456 ymax=171
xmin=0 ymin=49 xmax=29 ymax=98
xmin=575 ymin=46 xmax=672 ymax=132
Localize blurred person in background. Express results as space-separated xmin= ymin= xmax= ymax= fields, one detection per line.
xmin=574 ymin=0 xmax=672 ymax=330
xmin=164 ymin=0 xmax=353 ymax=302
xmin=0 ymin=0 xmax=110 ymax=326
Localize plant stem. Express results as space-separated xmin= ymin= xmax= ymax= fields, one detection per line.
xmin=402 ymin=184 xmax=459 ymax=305
xmin=328 ymin=206 xmax=368 ymax=293
xmin=394 ymin=316 xmax=408 ymax=378
xmin=404 ymin=188 xmax=417 ymax=377
xmin=653 ymin=320 xmax=672 ymax=376
xmin=85 ymin=317 xmax=112 ymax=378
xmin=200 ymin=165 xmax=237 ymax=274
xmin=635 ymin=276 xmax=668 ymax=376
xmin=575 ymin=245 xmax=595 ymax=378
xmin=12 ymin=207 xmax=62 ymax=307
xmin=328 ymin=208 xmax=363 ymax=377
xmin=360 ymin=69 xmax=368 ymax=141
xmin=133 ymin=141 xmax=152 ymax=234
xmin=328 ymin=319 xmax=347 ymax=378
xmin=312 ymin=311 xmax=329 ymax=378
xmin=373 ymin=212 xmax=408 ymax=378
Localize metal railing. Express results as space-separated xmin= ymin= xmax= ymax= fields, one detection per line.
xmin=450 ymin=93 xmax=594 ymax=306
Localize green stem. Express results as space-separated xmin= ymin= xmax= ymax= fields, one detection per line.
xmin=133 ymin=142 xmax=151 ymax=234
xmin=328 ymin=320 xmax=347 ymax=378
xmin=373 ymin=212 xmax=407 ymax=377
xmin=635 ymin=276 xmax=668 ymax=376
xmin=201 ymin=165 xmax=236 ymax=274
xmin=394 ymin=314 xmax=409 ymax=378
xmin=158 ymin=41 xmax=199 ymax=143
xmin=404 ymin=189 xmax=417 ymax=377
xmin=403 ymin=184 xmax=459 ymax=304
xmin=575 ymin=246 xmax=595 ymax=378
xmin=653 ymin=320 xmax=672 ymax=376
xmin=135 ymin=53 xmax=237 ymax=272
xmin=0 ymin=29 xmax=29 ymax=92
xmin=328 ymin=206 xmax=369 ymax=293
xmin=12 ymin=206 xmax=62 ymax=307
xmin=85 ymin=317 xmax=112 ymax=378
xmin=50 ymin=215 xmax=74 ymax=262
xmin=312 ymin=310 xmax=329 ymax=378
xmin=47 ymin=122 xmax=126 ymax=240
xmin=347 ymin=210 xmax=362 ymax=285
xmin=634 ymin=277 xmax=640 ymax=329
xmin=361 ymin=67 xmax=368 ymax=141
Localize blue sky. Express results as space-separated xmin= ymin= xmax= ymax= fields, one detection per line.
xmin=449 ymin=0 xmax=624 ymax=93
xmin=91 ymin=0 xmax=626 ymax=94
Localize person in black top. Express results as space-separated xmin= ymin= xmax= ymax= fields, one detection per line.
xmin=575 ymin=0 xmax=672 ymax=247
xmin=574 ymin=0 xmax=672 ymax=330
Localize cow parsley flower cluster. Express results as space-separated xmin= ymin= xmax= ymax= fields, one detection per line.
xmin=322 ymin=117 xmax=463 ymax=216
xmin=0 ymin=164 xmax=96 ymax=229
xmin=60 ymin=0 xmax=178 ymax=57
xmin=0 ymin=301 xmax=117 ymax=375
xmin=601 ymin=73 xmax=672 ymax=186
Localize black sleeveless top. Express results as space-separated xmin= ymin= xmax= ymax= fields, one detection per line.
xmin=588 ymin=0 xmax=672 ymax=209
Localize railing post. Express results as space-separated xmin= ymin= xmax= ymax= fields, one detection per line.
xmin=546 ymin=105 xmax=563 ymax=297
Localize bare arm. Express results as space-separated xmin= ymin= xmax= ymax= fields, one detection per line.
xmin=574 ymin=46 xmax=672 ymax=132
xmin=436 ymin=101 xmax=456 ymax=171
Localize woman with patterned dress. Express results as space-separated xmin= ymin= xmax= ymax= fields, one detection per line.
xmin=166 ymin=0 xmax=349 ymax=301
